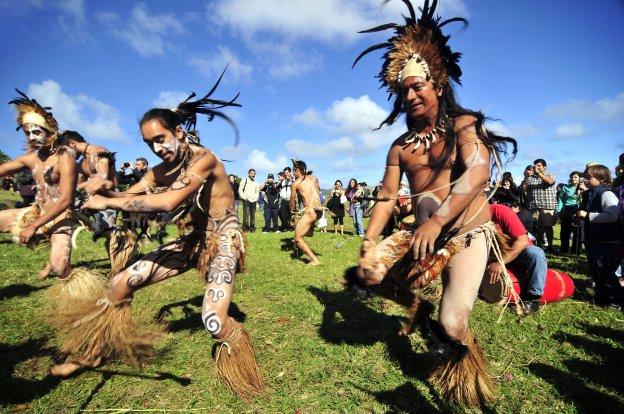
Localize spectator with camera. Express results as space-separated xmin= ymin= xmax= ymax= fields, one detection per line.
xmin=118 ymin=157 xmax=149 ymax=187
xmin=261 ymin=173 xmax=280 ymax=233
xmin=577 ymin=164 xmax=623 ymax=308
xmin=521 ymin=159 xmax=557 ymax=253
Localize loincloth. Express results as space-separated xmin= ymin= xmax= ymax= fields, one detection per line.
xmin=196 ymin=209 xmax=246 ymax=281
xmin=377 ymin=222 xmax=497 ymax=294
xmin=302 ymin=206 xmax=326 ymax=221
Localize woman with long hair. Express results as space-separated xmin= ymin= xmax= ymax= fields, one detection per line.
xmin=327 ymin=179 xmax=346 ymax=234
xmin=346 ymin=178 xmax=364 ymax=236
xmin=556 ymin=171 xmax=582 ymax=254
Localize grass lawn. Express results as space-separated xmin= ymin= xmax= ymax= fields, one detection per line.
xmin=0 ymin=190 xmax=623 ymax=413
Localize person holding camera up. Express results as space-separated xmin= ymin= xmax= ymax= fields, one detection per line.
xmin=521 ymin=159 xmax=557 ymax=253
xmin=260 ymin=173 xmax=280 ymax=233
xmin=118 ymin=158 xmax=149 ymax=187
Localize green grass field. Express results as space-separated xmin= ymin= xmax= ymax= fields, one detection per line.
xmin=1 ymin=190 xmax=622 ymax=413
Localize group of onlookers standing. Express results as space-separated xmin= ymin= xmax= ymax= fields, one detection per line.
xmin=230 ymin=166 xmax=296 ymax=233
xmin=490 ymin=156 xmax=624 ymax=309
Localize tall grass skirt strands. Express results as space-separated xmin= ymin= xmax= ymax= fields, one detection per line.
xmin=49 ymin=275 xmax=162 ymax=377
xmin=214 ymin=319 xmax=265 ymax=399
xmin=107 ymin=228 xmax=139 ymax=277
xmin=46 ymin=267 xmax=108 ymax=314
xmin=428 ymin=332 xmax=494 ymax=406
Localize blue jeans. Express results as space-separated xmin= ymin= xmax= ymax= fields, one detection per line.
xmin=512 ymin=245 xmax=547 ymax=297
xmin=352 ymin=203 xmax=364 ymax=236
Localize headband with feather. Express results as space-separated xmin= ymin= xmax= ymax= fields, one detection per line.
xmin=174 ymin=67 xmax=241 ymax=147
xmin=352 ymin=0 xmax=467 ymax=127
xmin=9 ymin=88 xmax=59 ymax=135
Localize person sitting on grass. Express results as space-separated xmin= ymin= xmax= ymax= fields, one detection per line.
xmin=488 ymin=203 xmax=547 ymax=315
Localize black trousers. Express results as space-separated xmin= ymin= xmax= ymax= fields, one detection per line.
xmin=279 ymin=199 xmax=292 ymax=231
xmin=242 ymin=200 xmax=257 ymax=230
xmin=263 ymin=204 xmax=279 ymax=231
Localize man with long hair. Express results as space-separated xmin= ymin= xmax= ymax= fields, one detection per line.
xmin=49 ymin=72 xmax=264 ymax=399
xmin=350 ymin=1 xmax=517 ymax=406
xmin=290 ymin=160 xmax=322 ymax=265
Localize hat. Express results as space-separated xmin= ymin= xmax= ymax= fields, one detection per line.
xmin=267 ymin=173 xmax=274 ymax=179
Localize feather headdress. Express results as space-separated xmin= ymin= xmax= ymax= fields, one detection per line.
xmin=174 ymin=67 xmax=241 ymax=147
xmin=9 ymin=88 xmax=59 ymax=136
xmin=353 ymin=0 xmax=467 ymax=127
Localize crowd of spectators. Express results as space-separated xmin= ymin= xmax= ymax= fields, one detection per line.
xmin=489 ymin=156 xmax=624 ymax=310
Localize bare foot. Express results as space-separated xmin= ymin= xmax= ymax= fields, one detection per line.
xmin=308 ymin=259 xmax=321 ymax=266
xmin=50 ymin=357 xmax=102 ymax=377
xmin=38 ymin=263 xmax=52 ymax=279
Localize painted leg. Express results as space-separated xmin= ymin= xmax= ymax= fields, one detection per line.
xmin=201 ymin=228 xmax=264 ymax=398
xmin=50 ymin=235 xmax=196 ymax=377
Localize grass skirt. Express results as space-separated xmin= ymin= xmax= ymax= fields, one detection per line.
xmin=428 ymin=332 xmax=494 ymax=406
xmin=213 ymin=320 xmax=265 ymax=399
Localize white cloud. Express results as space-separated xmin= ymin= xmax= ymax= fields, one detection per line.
xmin=152 ymin=91 xmax=191 ymax=109
xmin=208 ymin=0 xmax=467 ymax=79
xmin=555 ymin=123 xmax=587 ymax=139
xmin=327 ymin=95 xmax=388 ymax=135
xmin=486 ymin=121 xmax=539 ymax=139
xmin=96 ymin=3 xmax=184 ymax=57
xmin=209 ymin=0 xmax=467 ymax=43
xmin=188 ymin=47 xmax=253 ymax=83
xmin=292 ymin=108 xmax=326 ymax=128
xmin=27 ymin=80 xmax=126 ymax=142
xmin=285 ymin=136 xmax=354 ymax=157
xmin=290 ymin=95 xmax=404 ymax=152
xmin=247 ymin=149 xmax=288 ymax=173
xmin=544 ymin=92 xmax=624 ymax=122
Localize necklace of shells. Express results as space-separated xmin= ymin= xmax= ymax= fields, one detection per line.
xmin=404 ymin=125 xmax=445 ymax=152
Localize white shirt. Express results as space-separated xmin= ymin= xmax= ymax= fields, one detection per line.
xmin=279 ymin=178 xmax=291 ymax=200
xmin=239 ymin=177 xmax=260 ymax=203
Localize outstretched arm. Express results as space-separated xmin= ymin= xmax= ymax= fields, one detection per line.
xmin=0 ymin=155 xmax=28 ymax=179
xmin=84 ymin=155 xmax=214 ymax=213
xmin=410 ymin=116 xmax=491 ymax=259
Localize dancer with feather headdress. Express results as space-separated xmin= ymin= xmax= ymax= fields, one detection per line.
xmin=349 ymin=0 xmax=517 ymax=406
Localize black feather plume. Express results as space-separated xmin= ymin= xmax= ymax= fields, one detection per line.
xmin=174 ymin=66 xmax=242 ymax=146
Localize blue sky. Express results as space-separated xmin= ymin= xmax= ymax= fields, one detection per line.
xmin=1 ymin=0 xmax=623 ymax=188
